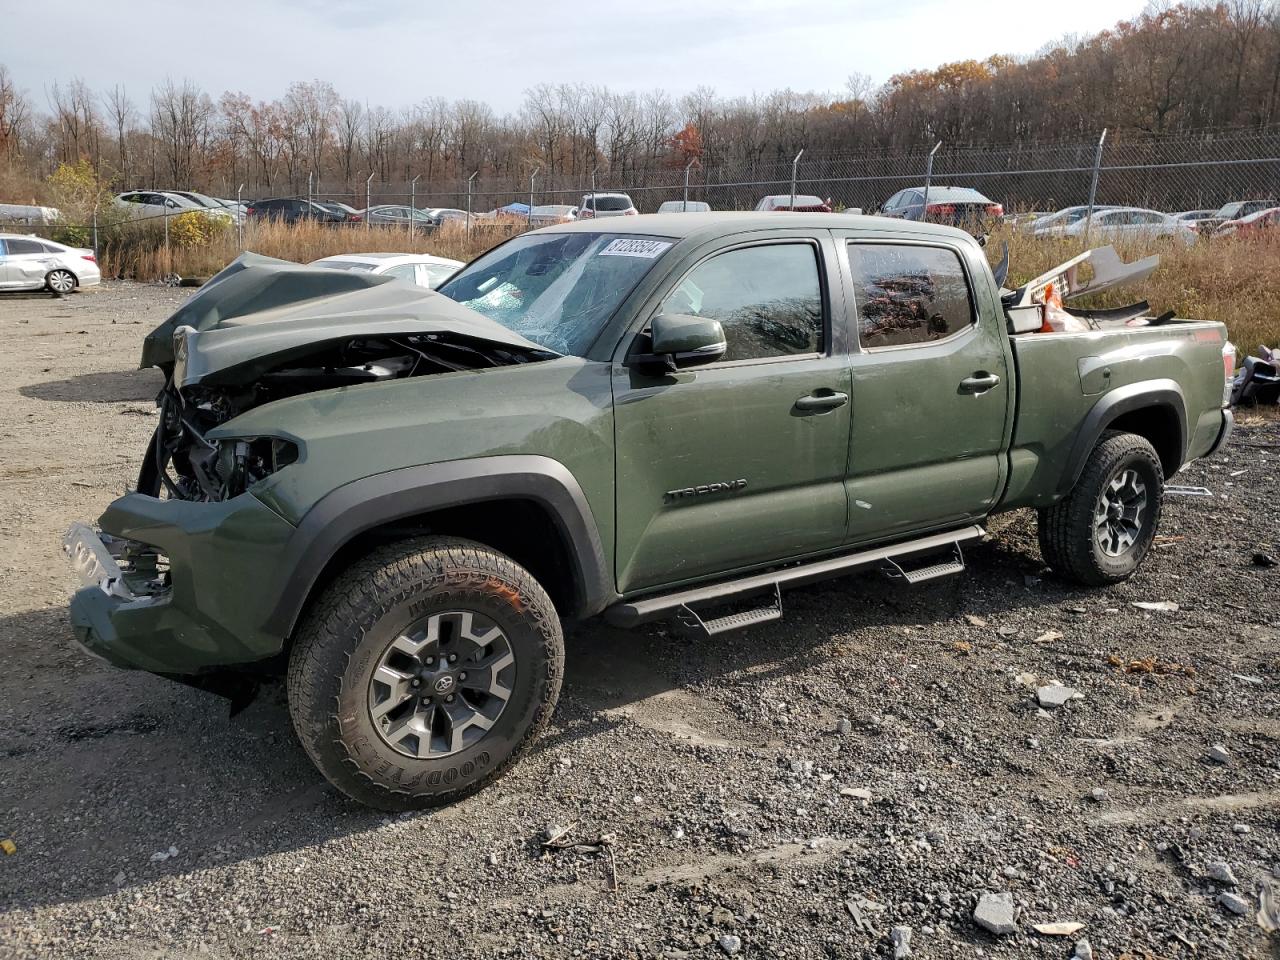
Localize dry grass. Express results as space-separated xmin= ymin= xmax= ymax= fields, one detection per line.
xmin=99 ymin=219 xmax=521 ymax=283
xmin=98 ymin=216 xmax=1280 ymax=350
xmin=987 ymin=226 xmax=1280 ymax=350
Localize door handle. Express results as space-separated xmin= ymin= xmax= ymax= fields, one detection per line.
xmin=959 ymin=373 xmax=1001 ymax=394
xmin=794 ymin=391 xmax=849 ymax=411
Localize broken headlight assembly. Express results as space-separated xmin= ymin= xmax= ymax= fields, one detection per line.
xmin=171 ymin=430 xmax=299 ymax=502
xmin=141 ymin=388 xmax=301 ymax=502
xmin=198 ymin=435 xmax=300 ymax=501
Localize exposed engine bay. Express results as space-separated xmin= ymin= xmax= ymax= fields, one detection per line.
xmin=138 ymin=332 xmax=550 ymax=502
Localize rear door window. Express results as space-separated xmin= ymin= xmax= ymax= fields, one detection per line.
xmin=848 ymin=243 xmax=975 ymax=348
xmin=6 ymin=238 xmax=45 ymax=255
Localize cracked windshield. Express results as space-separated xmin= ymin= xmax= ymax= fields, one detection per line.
xmin=437 ymin=232 xmax=674 ymax=356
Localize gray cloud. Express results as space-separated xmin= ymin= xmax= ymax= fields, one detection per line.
xmin=1 ymin=0 xmax=1146 ymax=113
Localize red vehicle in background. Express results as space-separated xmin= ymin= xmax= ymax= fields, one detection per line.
xmin=1214 ymin=206 xmax=1280 ymax=238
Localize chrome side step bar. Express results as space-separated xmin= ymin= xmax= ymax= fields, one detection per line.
xmin=606 ymin=524 xmax=985 ymax=629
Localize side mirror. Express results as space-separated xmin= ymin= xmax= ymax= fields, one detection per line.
xmin=645 ymin=313 xmax=726 ymax=369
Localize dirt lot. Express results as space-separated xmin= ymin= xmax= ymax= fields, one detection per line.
xmin=1 ymin=283 xmax=1277 ymax=960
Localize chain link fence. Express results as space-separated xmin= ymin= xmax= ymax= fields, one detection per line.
xmin=290 ymin=128 xmax=1280 ymax=220
xmin=5 ymin=129 xmax=1278 ymax=274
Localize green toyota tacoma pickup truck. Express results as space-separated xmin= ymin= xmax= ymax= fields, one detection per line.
xmin=64 ymin=213 xmax=1235 ymax=809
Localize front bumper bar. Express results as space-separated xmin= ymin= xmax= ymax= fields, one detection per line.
xmin=63 ymin=492 xmax=298 ymax=675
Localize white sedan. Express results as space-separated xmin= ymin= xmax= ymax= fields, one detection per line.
xmin=1055 ymin=207 xmax=1197 ymax=245
xmin=0 ymin=233 xmax=101 ymax=294
xmin=308 ymin=252 xmax=464 ymax=289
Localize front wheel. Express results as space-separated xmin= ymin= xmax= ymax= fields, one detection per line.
xmin=46 ymin=269 xmax=76 ymax=296
xmin=287 ymin=536 xmax=563 ymax=810
xmin=1038 ymin=431 xmax=1164 ymax=586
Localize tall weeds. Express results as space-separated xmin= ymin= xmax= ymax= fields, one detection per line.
xmin=96 ymin=216 xmax=1280 ymax=349
xmin=99 ymin=219 xmax=520 ymax=283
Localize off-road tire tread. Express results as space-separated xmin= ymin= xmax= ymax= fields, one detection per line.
xmin=1038 ymin=430 xmax=1164 ymax=586
xmin=287 ymin=536 xmax=562 ymax=810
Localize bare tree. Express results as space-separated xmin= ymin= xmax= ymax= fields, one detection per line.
xmin=104 ymin=85 xmax=135 ymax=181
xmin=335 ymin=98 xmax=364 ymax=184
xmin=0 ymin=65 xmax=31 ymax=162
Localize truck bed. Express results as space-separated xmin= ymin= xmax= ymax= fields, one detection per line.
xmin=999 ymin=319 xmax=1230 ymax=509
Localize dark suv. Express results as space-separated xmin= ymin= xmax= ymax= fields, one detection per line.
xmin=246 ymin=199 xmax=348 ymax=224
xmin=881 ymin=186 xmax=1003 ymax=226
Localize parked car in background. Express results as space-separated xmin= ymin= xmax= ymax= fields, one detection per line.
xmin=172 ymin=190 xmax=244 ymax=222
xmin=0 ymin=203 xmax=61 ymax=225
xmin=1023 ymin=205 xmax=1118 ymax=235
xmin=0 ymin=233 xmax=100 ymax=294
xmin=309 ymin=252 xmax=464 ymax=289
xmin=1001 ymin=210 xmax=1048 ymax=230
xmin=364 ymin=204 xmax=438 ymax=227
xmin=316 ymin=201 xmax=364 ymax=223
xmin=529 ymin=204 xmax=579 ymax=226
xmin=1172 ymin=209 xmax=1220 ymax=233
xmin=427 ymin=208 xmax=471 ymax=226
xmin=657 ymin=200 xmax=712 ymax=213
xmin=1058 ymin=207 xmax=1197 ymax=244
xmin=117 ymin=191 xmax=232 ymax=222
xmin=579 ymin=193 xmax=637 ymax=218
xmin=1212 ymin=199 xmax=1278 ymax=224
xmin=474 ymin=203 xmax=531 ymax=223
xmin=755 ymin=194 xmax=832 ymax=212
xmin=1214 ymin=206 xmax=1280 ymax=238
xmin=880 ymin=186 xmax=1002 ymax=224
xmin=246 ymin=198 xmax=349 ymax=224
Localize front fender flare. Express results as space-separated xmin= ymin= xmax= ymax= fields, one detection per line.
xmin=1056 ymin=379 xmax=1188 ymax=498
xmin=263 ymin=455 xmax=613 ymax=637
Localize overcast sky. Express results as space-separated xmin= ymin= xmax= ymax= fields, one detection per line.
xmin=3 ymin=0 xmax=1148 ymax=113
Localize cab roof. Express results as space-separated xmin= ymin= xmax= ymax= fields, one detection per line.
xmin=537 ymin=211 xmax=979 ymax=245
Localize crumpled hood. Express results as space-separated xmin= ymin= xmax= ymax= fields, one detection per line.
xmin=141 ymin=252 xmax=555 ymax=387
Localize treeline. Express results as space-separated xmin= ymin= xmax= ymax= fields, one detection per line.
xmin=2 ymin=1 xmax=1279 ymax=199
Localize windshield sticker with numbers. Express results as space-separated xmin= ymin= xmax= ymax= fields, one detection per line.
xmin=598 ymin=238 xmax=673 ymax=259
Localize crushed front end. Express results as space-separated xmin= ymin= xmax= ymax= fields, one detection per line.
xmin=63 ymin=253 xmax=556 ymax=677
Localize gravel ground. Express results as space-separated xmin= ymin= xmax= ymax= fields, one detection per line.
xmin=1 ymin=283 xmax=1278 ymax=960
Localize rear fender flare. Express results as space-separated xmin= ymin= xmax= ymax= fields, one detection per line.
xmin=1057 ymin=379 xmax=1187 ymax=498
xmin=263 ymin=455 xmax=613 ymax=638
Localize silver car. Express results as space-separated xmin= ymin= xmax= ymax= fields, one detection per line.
xmin=172 ymin=190 xmax=245 ymax=223
xmin=0 ymin=233 xmax=101 ymax=294
xmin=116 ymin=191 xmax=233 ymax=222
xmin=578 ymin=192 xmax=637 ymax=218
xmin=1057 ymin=207 xmax=1197 ymax=245
xmin=308 ymin=252 xmax=464 ymax=289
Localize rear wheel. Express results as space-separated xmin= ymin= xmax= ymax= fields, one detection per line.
xmin=287 ymin=536 xmax=563 ymax=810
xmin=1038 ymin=431 xmax=1164 ymax=586
xmin=46 ymin=269 xmax=75 ymax=295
